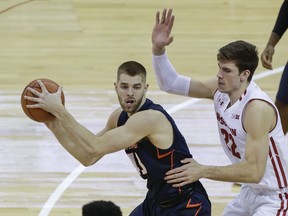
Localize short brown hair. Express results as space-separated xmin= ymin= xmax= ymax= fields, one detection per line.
xmin=117 ymin=61 xmax=147 ymax=82
xmin=217 ymin=40 xmax=259 ymax=82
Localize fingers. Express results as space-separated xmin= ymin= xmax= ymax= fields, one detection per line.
xmin=155 ymin=11 xmax=160 ymax=24
xmin=165 ymin=174 xmax=190 ymax=188
xmin=159 ymin=8 xmax=174 ymax=25
xmin=261 ymin=54 xmax=273 ymax=70
xmin=165 ymin=158 xmax=192 ymax=176
xmin=165 ymin=166 xmax=183 ymax=175
xmin=26 ymin=87 xmax=41 ymax=97
xmin=24 ymin=94 xmax=39 ymax=102
xmin=165 ymin=8 xmax=173 ymax=25
xmin=160 ymin=8 xmax=167 ymax=24
xmin=165 ymin=171 xmax=184 ymax=179
xmin=37 ymin=79 xmax=48 ymax=93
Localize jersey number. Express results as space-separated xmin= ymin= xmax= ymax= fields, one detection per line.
xmin=221 ymin=128 xmax=241 ymax=159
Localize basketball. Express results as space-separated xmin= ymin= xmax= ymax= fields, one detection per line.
xmin=21 ymin=78 xmax=65 ymax=122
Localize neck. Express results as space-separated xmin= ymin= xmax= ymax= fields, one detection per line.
xmin=229 ymin=82 xmax=250 ymax=105
xmin=127 ymin=97 xmax=146 ymax=117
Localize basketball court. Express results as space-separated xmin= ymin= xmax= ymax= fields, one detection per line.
xmin=0 ymin=0 xmax=287 ymax=215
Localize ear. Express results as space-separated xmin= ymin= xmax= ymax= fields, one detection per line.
xmin=144 ymin=84 xmax=149 ymax=95
xmin=114 ymin=82 xmax=117 ymax=91
xmin=240 ymin=70 xmax=250 ymax=82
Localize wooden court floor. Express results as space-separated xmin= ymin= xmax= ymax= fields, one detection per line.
xmin=0 ymin=0 xmax=287 ymax=215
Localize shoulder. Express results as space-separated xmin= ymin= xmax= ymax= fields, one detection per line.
xmin=245 ymin=99 xmax=275 ymax=114
xmin=106 ymin=107 xmax=123 ymax=128
xmin=124 ymin=109 xmax=171 ymax=132
xmin=132 ymin=109 xmax=167 ymax=123
xmin=243 ymin=99 xmax=276 ymax=132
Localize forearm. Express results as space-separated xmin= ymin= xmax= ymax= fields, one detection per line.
xmin=46 ymin=109 xmax=103 ymax=166
xmin=266 ymin=32 xmax=281 ymax=48
xmin=152 ymin=53 xmax=191 ymax=96
xmin=202 ymin=161 xmax=263 ymax=183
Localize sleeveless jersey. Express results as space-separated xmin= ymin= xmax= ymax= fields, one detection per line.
xmin=117 ymin=98 xmax=197 ymax=203
xmin=214 ymin=81 xmax=288 ymax=191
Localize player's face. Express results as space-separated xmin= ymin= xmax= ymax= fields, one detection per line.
xmin=115 ymin=73 xmax=148 ymax=115
xmin=216 ymin=61 xmax=244 ymax=95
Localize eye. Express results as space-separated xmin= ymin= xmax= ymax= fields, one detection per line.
xmin=134 ymin=86 xmax=141 ymax=90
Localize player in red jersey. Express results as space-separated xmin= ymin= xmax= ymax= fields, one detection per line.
xmin=152 ymin=8 xmax=288 ymax=216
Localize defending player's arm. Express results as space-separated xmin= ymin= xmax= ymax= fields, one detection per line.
xmin=165 ymin=100 xmax=275 ymax=186
xmin=152 ymin=8 xmax=217 ymax=99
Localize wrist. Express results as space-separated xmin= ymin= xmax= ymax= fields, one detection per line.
xmin=52 ymin=105 xmax=68 ymax=120
xmin=267 ymin=32 xmax=280 ymax=47
xmin=152 ymin=45 xmax=165 ymax=56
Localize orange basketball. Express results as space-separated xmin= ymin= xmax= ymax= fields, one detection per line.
xmin=21 ymin=78 xmax=65 ymax=122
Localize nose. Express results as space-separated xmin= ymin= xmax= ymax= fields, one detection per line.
xmin=127 ymin=87 xmax=134 ymax=96
xmin=217 ymin=70 xmax=223 ymax=79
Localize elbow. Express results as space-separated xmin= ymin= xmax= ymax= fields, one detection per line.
xmin=249 ymin=178 xmax=262 ymax=184
xmin=80 ymin=160 xmax=93 ymax=167
xmin=251 ymin=173 xmax=264 ymax=184
xmin=159 ymin=85 xmax=173 ymax=94
xmin=77 ymin=158 xmax=93 ymax=167
xmin=79 ymin=152 xmax=102 ymax=167
xmin=246 ymin=169 xmax=264 ymax=184
xmin=158 ymin=85 xmax=168 ymax=93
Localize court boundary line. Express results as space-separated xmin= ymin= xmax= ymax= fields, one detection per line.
xmin=38 ymin=66 xmax=284 ymax=216
xmin=0 ymin=0 xmax=34 ymax=15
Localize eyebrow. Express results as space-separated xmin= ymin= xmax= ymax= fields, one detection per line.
xmin=120 ymin=82 xmax=142 ymax=86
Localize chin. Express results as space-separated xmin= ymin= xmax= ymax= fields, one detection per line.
xmin=218 ymin=86 xmax=226 ymax=93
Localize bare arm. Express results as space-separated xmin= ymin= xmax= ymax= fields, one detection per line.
xmin=261 ymin=0 xmax=288 ymax=69
xmin=44 ymin=107 xmax=120 ymax=166
xmin=152 ymin=8 xmax=217 ymax=99
xmin=165 ymin=100 xmax=275 ymax=186
xmin=25 ymin=80 xmax=172 ymax=166
xmin=261 ymin=32 xmax=281 ymax=70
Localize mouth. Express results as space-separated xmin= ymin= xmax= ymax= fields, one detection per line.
xmin=125 ymin=98 xmax=135 ymax=108
xmin=218 ymin=81 xmax=224 ymax=86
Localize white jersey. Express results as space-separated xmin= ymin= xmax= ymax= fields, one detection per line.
xmin=214 ymin=81 xmax=288 ymax=191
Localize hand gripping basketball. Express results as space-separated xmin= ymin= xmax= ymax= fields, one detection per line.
xmin=21 ymin=78 xmax=65 ymax=122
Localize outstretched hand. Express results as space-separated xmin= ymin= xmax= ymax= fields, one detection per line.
xmin=164 ymin=158 xmax=202 ymax=187
xmin=152 ymin=8 xmax=175 ymax=55
xmin=24 ymin=80 xmax=64 ymax=116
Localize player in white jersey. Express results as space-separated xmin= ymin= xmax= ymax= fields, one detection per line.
xmin=151 ymin=8 xmax=288 ymax=215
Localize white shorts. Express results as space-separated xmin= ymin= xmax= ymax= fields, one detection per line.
xmin=222 ymin=185 xmax=288 ymax=216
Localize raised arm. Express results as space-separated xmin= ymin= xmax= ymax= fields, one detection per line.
xmin=165 ymin=100 xmax=275 ymax=186
xmin=151 ymin=8 xmax=217 ymax=99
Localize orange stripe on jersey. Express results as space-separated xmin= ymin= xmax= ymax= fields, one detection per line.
xmin=186 ymin=198 xmax=202 ymax=215
xmin=156 ymin=148 xmax=175 ymax=169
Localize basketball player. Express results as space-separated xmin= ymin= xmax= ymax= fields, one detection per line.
xmin=261 ymin=0 xmax=288 ymax=134
xmin=151 ymin=8 xmax=288 ymax=215
xmin=24 ymin=61 xmax=211 ymax=215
